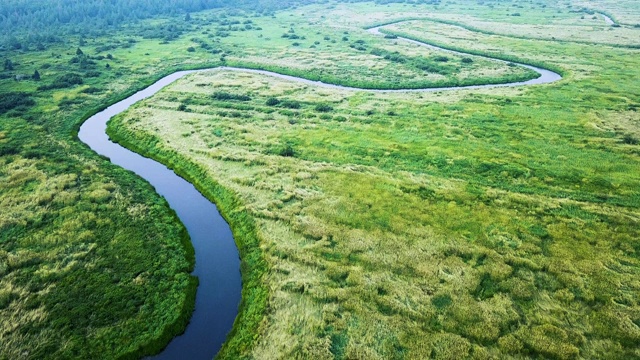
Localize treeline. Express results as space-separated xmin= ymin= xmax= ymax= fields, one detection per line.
xmin=0 ymin=0 xmax=440 ymax=50
xmin=0 ymin=0 xmax=311 ymax=48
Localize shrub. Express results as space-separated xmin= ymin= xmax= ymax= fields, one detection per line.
xmin=315 ymin=104 xmax=333 ymax=112
xmin=212 ymin=92 xmax=251 ymax=101
xmin=37 ymin=73 xmax=83 ymax=90
xmin=461 ymin=57 xmax=474 ymax=64
xmin=84 ymin=71 xmax=101 ymax=78
xmin=80 ymin=87 xmax=102 ymax=94
xmin=280 ymin=100 xmax=301 ymax=109
xmin=4 ymin=59 xmax=14 ymax=71
xmin=279 ymin=144 xmax=295 ymax=157
xmin=622 ymin=134 xmax=639 ymax=145
xmin=0 ymin=92 xmax=35 ymax=114
xmin=265 ymin=97 xmax=280 ymax=106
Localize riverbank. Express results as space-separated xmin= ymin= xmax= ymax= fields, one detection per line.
xmin=3 ymin=2 xmax=637 ymax=358
xmin=107 ymin=11 xmax=640 ymax=358
xmin=89 ymin=22 xmax=560 ymax=358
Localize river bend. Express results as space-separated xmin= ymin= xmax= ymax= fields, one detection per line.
xmin=78 ymin=21 xmax=561 ymax=360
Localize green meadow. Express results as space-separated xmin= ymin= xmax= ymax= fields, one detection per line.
xmin=1 ymin=0 xmax=640 ymax=359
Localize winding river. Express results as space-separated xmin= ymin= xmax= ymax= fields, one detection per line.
xmin=78 ymin=22 xmax=561 ymax=359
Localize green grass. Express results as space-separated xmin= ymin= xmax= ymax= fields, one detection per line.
xmin=108 ymin=4 xmax=640 ymax=357
xmin=2 ymin=0 xmax=640 ymax=359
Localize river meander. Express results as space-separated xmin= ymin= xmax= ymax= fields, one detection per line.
xmin=78 ymin=22 xmax=561 ymax=359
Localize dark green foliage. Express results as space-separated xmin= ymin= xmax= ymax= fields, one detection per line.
xmin=212 ymin=91 xmax=251 ymax=101
xmin=263 ymin=141 xmax=297 ymax=157
xmin=0 ymin=92 xmax=35 ymax=115
xmin=80 ymin=86 xmax=102 ymax=94
xmin=314 ymin=104 xmax=333 ymax=112
xmin=3 ymin=59 xmax=13 ymax=71
xmin=278 ymin=144 xmax=295 ymax=157
xmin=37 ymin=73 xmax=83 ymax=91
xmin=279 ymin=100 xmax=301 ymax=109
xmin=32 ymin=69 xmax=40 ymax=80
xmin=431 ymin=294 xmax=453 ymax=309
xmin=622 ymin=134 xmax=639 ymax=145
xmin=265 ymin=97 xmax=280 ymax=106
xmin=329 ymin=331 xmax=348 ymax=359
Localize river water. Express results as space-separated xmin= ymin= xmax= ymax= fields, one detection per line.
xmin=77 ymin=24 xmax=561 ymax=360
xmin=78 ymin=71 xmax=242 ymax=360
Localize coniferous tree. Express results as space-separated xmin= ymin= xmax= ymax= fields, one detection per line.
xmin=4 ymin=59 xmax=13 ymax=71
xmin=76 ymin=47 xmax=84 ymax=56
xmin=33 ymin=69 xmax=41 ymax=80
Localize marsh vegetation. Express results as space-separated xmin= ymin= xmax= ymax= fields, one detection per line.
xmin=2 ymin=0 xmax=640 ymax=359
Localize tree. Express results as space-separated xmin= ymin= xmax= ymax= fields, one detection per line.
xmin=185 ymin=13 xmax=191 ymax=21
xmin=4 ymin=59 xmax=14 ymax=71
xmin=33 ymin=70 xmax=41 ymax=80
xmin=76 ymin=47 xmax=84 ymax=56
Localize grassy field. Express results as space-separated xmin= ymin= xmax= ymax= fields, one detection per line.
xmin=0 ymin=1 xmax=547 ymax=359
xmin=2 ymin=0 xmax=640 ymax=358
xmin=110 ymin=2 xmax=640 ymax=360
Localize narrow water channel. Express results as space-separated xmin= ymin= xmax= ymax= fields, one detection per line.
xmin=78 ymin=71 xmax=242 ymax=360
xmin=600 ymin=13 xmax=615 ymax=25
xmin=77 ymin=23 xmax=561 ymax=360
